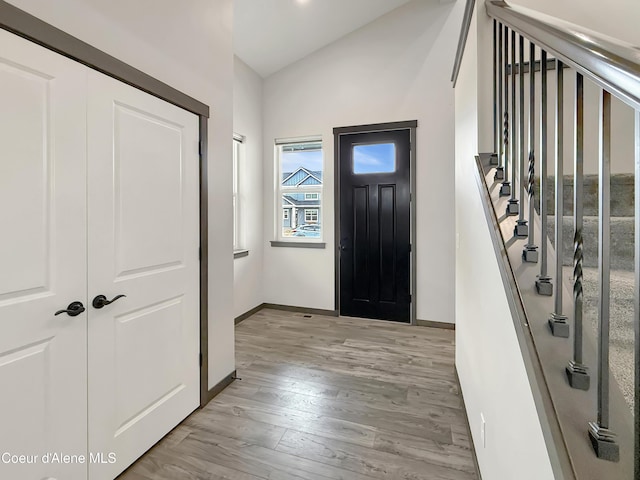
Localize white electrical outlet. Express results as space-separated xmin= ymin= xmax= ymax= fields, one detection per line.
xmin=480 ymin=413 xmax=486 ymax=448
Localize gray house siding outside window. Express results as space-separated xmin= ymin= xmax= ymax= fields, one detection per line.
xmin=281 ymin=167 xmax=322 ymax=237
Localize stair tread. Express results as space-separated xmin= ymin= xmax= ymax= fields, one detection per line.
xmin=548 ymin=215 xmax=634 ymax=220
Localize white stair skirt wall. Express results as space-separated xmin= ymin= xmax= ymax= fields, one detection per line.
xmin=87 ymin=71 xmax=200 ymax=480
xmin=0 ymin=29 xmax=88 ymax=480
xmin=0 ymin=30 xmax=200 ymax=480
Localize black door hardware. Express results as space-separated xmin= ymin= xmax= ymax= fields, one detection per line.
xmin=92 ymin=294 xmax=126 ymax=309
xmin=54 ymin=301 xmax=85 ymax=317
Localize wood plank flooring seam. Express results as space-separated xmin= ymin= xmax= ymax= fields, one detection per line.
xmin=118 ymin=310 xmax=477 ymax=480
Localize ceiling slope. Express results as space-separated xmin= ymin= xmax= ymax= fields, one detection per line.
xmin=234 ymin=0 xmax=414 ymax=77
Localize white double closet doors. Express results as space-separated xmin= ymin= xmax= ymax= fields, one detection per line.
xmin=0 ymin=30 xmax=200 ymax=480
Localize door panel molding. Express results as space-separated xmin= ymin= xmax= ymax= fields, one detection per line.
xmin=333 ymin=121 xmax=418 ymax=324
xmin=0 ymin=0 xmax=218 ymax=411
xmin=0 ymin=29 xmax=88 ymax=479
xmin=87 ymin=71 xmax=201 ymax=480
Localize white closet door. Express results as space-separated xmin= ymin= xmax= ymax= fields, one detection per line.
xmin=87 ymin=71 xmax=200 ymax=480
xmin=0 ymin=30 xmax=88 ymax=480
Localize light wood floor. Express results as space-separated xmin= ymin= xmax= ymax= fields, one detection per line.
xmin=118 ymin=309 xmax=478 ymax=480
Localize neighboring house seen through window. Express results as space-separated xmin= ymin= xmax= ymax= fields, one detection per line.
xmin=275 ymin=138 xmax=323 ymax=241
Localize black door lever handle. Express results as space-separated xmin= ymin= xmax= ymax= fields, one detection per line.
xmin=55 ymin=301 xmax=85 ymax=317
xmin=92 ymin=294 xmax=126 ymax=309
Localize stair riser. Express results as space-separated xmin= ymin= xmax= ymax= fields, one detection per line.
xmin=548 ymin=217 xmax=634 ymax=271
xmin=534 ymin=174 xmax=634 ymax=217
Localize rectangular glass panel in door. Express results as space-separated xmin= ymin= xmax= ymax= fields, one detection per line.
xmin=353 ymin=143 xmax=396 ymax=174
xmin=339 ymin=129 xmax=411 ymax=322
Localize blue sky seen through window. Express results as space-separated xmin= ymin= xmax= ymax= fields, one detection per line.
xmin=353 ymin=143 xmax=396 ymax=174
xmin=282 ymin=149 xmax=322 ymax=174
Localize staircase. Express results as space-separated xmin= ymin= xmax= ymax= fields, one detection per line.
xmin=578 ymin=266 xmax=635 ymax=410
xmin=539 ymin=174 xmax=634 ymax=270
xmin=452 ymin=0 xmax=640 ymax=475
xmin=536 ymin=174 xmax=636 ymax=411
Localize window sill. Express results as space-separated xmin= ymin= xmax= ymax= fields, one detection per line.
xmin=270 ymin=241 xmax=326 ymax=249
xmin=233 ymin=249 xmax=249 ymax=259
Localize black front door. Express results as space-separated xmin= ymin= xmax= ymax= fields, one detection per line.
xmin=338 ymin=129 xmax=411 ymax=322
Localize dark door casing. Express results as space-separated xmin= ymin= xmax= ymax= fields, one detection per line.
xmin=339 ymin=129 xmax=411 ymax=322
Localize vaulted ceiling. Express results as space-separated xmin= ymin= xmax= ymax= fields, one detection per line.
xmin=234 ymin=0 xmax=414 ymax=77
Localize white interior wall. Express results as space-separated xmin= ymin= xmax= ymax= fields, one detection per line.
xmin=510 ymin=0 xmax=640 ymax=46
xmin=487 ymin=53 xmax=635 ymax=176
xmin=479 ymin=1 xmax=637 ymax=175
xmin=6 ymin=0 xmax=236 ymax=388
xmin=233 ymin=57 xmax=264 ymax=318
xmin=455 ymin=3 xmax=556 ymax=479
xmin=262 ymin=0 xmax=466 ymax=323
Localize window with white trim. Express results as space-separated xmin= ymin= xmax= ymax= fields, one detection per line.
xmin=275 ymin=138 xmax=323 ymax=241
xmin=233 ymin=135 xmax=243 ymax=251
xmin=305 ymin=209 xmax=319 ymax=223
